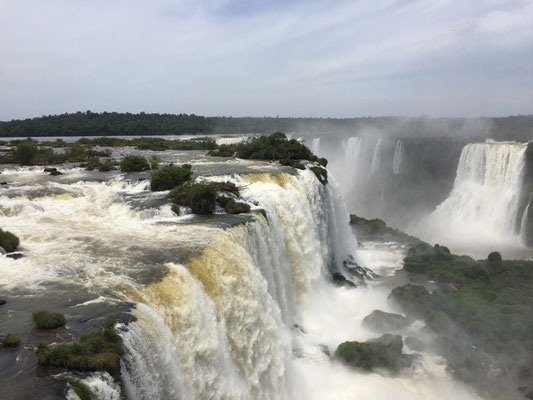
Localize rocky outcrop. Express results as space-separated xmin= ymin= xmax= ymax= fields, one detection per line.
xmin=362 ymin=310 xmax=412 ymax=332
xmin=335 ymin=334 xmax=415 ymax=373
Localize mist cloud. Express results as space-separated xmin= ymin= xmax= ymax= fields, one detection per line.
xmin=1 ymin=0 xmax=532 ymax=120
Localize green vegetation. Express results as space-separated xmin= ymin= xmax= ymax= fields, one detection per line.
xmin=150 ymin=164 xmax=193 ymax=191
xmin=0 ymin=228 xmax=20 ymax=253
xmin=85 ymin=157 xmax=115 ymax=172
xmin=402 ymin=243 xmax=482 ymax=284
xmin=235 ymin=132 xmax=315 ymax=160
xmin=1 ymin=333 xmax=21 ymax=347
xmin=208 ymin=144 xmax=235 ymax=157
xmin=32 ymin=310 xmax=66 ymax=329
xmin=120 ymin=155 xmax=150 ymax=172
xmin=361 ymin=310 xmax=412 ymax=332
xmin=68 ymin=379 xmax=95 ymax=400
xmin=168 ymin=181 xmax=249 ymax=215
xmin=217 ymin=196 xmax=251 ymax=214
xmin=207 ymin=133 xmax=325 ymax=167
xmin=171 ymin=183 xmax=218 ymax=215
xmin=13 ymin=140 xmax=38 ymax=164
xmin=36 ymin=317 xmax=123 ymax=375
xmin=2 ymin=113 xmax=531 ymax=141
xmin=310 ymin=166 xmax=328 ymax=184
xmin=349 ymin=214 xmax=422 ymax=244
xmin=391 ymin=247 xmax=533 ymax=388
xmin=279 ymin=159 xmax=305 ymax=170
xmin=335 ymin=334 xmax=413 ymax=372
xmin=149 ymin=155 xmax=161 ymax=170
xmin=0 ymin=111 xmax=213 ymax=137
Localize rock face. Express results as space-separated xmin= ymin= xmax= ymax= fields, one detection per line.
xmin=362 ymin=310 xmax=412 ymax=332
xmin=335 ymin=334 xmax=414 ymax=373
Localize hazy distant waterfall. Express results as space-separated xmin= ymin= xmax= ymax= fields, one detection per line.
xmin=520 ymin=194 xmax=533 ymax=241
xmin=370 ymin=138 xmax=383 ymax=174
xmin=430 ymin=141 xmax=527 ymax=237
xmin=343 ymin=137 xmax=362 ymax=173
xmin=311 ymin=138 xmax=321 ymax=155
xmin=392 ymin=139 xmax=403 ymax=175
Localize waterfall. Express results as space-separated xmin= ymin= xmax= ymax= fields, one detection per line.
xmin=120 ymin=170 xmax=358 ymax=399
xmin=428 ymin=141 xmax=527 ymax=239
xmin=392 ymin=139 xmax=403 ymax=175
xmin=310 ymin=138 xmax=321 ymax=155
xmin=343 ymin=137 xmax=362 ymax=173
xmin=370 ymin=138 xmax=382 ymax=174
xmin=520 ymin=194 xmax=533 ymax=242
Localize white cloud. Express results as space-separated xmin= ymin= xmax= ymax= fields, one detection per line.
xmin=0 ymin=0 xmax=532 ymax=119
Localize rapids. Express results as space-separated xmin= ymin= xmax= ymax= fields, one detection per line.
xmin=0 ymin=158 xmax=485 ymax=399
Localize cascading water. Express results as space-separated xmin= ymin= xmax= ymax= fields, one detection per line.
xmin=0 ymin=163 xmax=484 ymax=400
xmin=520 ymin=193 xmax=532 ymax=242
xmin=370 ymin=138 xmax=383 ymax=174
xmin=392 ymin=139 xmax=403 ymax=175
xmin=417 ymin=140 xmax=528 ymax=254
xmin=310 ymin=138 xmax=321 ymax=155
xmin=118 ymin=170 xmax=359 ymax=399
xmin=343 ymin=137 xmax=362 ymax=174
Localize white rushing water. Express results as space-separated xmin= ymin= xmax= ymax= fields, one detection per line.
xmin=370 ymin=138 xmax=383 ymax=175
xmin=310 ymin=138 xmax=321 ymax=155
xmin=0 ymin=165 xmax=482 ymax=400
xmin=415 ymin=140 xmax=528 ymax=255
xmin=393 ymin=139 xmax=403 ymax=175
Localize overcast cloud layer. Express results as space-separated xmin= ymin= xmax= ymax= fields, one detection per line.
xmin=1 ymin=0 xmax=532 ymax=120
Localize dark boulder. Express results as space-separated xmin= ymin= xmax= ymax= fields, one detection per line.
xmin=335 ymin=334 xmax=414 ymax=373
xmin=0 ymin=299 xmax=6 ymax=306
xmin=6 ymin=252 xmax=24 ymax=260
xmin=362 ymin=310 xmax=412 ymax=332
xmin=404 ymin=336 xmax=426 ymax=352
xmin=43 ymin=168 xmax=57 ymax=173
xmin=389 ymin=284 xmax=431 ymax=317
xmin=49 ymin=170 xmax=62 ymax=176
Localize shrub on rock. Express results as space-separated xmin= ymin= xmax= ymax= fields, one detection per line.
xmin=310 ymin=166 xmax=328 ymax=184
xmin=35 ymin=317 xmax=123 ymax=376
xmin=335 ymin=334 xmax=412 ymax=372
xmin=150 ymin=165 xmax=193 ymax=191
xmin=1 ymin=333 xmax=20 ymax=347
xmin=120 ymin=155 xmax=149 ymax=172
xmin=0 ymin=229 xmax=19 ymax=253
xmin=32 ymin=310 xmax=66 ymax=329
xmin=218 ymin=196 xmax=250 ymax=214
xmin=171 ymin=183 xmax=218 ymax=215
xmin=68 ymin=379 xmax=95 ymax=400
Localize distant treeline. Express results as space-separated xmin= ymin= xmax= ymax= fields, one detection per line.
xmin=0 ymin=111 xmax=532 ymax=140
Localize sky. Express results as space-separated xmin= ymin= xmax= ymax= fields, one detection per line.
xmin=1 ymin=0 xmax=532 ymax=120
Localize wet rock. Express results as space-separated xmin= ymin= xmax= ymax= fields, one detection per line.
xmin=43 ymin=167 xmax=58 ymax=173
xmin=6 ymin=252 xmax=24 ymax=260
xmin=404 ymin=336 xmax=426 ymax=352
xmin=319 ymin=344 xmax=331 ymax=358
xmin=0 ymin=299 xmax=6 ymax=306
xmin=49 ymin=170 xmax=62 ymax=176
xmin=0 ymin=182 xmax=7 ymax=185
xmin=331 ymin=272 xmax=356 ymax=287
xmin=362 ymin=310 xmax=412 ymax=332
xmin=335 ymin=334 xmax=414 ymax=373
xmin=292 ymin=324 xmax=307 ymax=334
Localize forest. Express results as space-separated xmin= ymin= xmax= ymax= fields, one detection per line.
xmin=1 ymin=111 xmax=532 ymax=141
